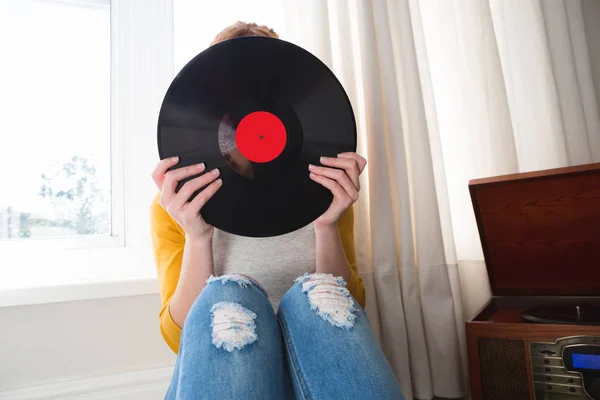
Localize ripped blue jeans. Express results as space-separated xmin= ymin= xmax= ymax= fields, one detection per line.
xmin=165 ymin=273 xmax=404 ymax=400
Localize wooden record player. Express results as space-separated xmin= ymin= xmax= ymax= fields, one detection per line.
xmin=466 ymin=162 xmax=600 ymax=400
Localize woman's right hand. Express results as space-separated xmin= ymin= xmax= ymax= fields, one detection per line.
xmin=151 ymin=157 xmax=222 ymax=241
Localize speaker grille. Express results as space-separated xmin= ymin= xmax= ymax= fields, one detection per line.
xmin=478 ymin=338 xmax=529 ymax=400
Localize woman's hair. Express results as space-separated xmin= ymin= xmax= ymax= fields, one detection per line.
xmin=211 ymin=21 xmax=279 ymax=45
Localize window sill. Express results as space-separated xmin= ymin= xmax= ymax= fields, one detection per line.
xmin=0 ymin=246 xmax=160 ymax=307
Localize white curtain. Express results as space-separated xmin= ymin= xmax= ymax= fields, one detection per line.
xmin=282 ymin=0 xmax=600 ymax=399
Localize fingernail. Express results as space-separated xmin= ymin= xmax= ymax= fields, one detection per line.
xmin=171 ymin=156 xmax=179 ymax=162
xmin=212 ymin=168 xmax=220 ymax=175
xmin=320 ymin=156 xmax=326 ymax=162
xmin=216 ymin=178 xmax=222 ymax=185
xmin=197 ymin=163 xmax=205 ymax=169
xmin=309 ymin=173 xmax=316 ymax=179
xmin=308 ymin=164 xmax=315 ymax=170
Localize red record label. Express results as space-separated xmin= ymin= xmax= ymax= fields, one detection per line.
xmin=235 ymin=111 xmax=287 ymax=163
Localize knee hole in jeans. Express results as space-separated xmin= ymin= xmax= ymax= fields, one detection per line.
xmin=294 ymin=273 xmax=357 ymax=329
xmin=210 ymin=301 xmax=258 ymax=352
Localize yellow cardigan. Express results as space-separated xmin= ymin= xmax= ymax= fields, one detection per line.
xmin=150 ymin=194 xmax=365 ymax=354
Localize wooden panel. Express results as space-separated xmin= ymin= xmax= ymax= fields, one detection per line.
xmin=469 ymin=163 xmax=600 ymax=296
xmin=466 ymin=321 xmax=600 ymax=341
xmin=466 ymin=328 xmax=484 ymax=400
xmin=523 ymin=341 xmax=535 ymax=400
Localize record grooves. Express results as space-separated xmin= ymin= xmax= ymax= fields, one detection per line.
xmin=157 ymin=36 xmax=357 ymax=237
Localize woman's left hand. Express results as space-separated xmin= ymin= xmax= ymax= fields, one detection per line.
xmin=309 ymin=152 xmax=367 ymax=228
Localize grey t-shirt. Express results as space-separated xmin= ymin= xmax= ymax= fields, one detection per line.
xmin=212 ymin=223 xmax=317 ymax=309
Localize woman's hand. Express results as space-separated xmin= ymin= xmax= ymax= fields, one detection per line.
xmin=151 ymin=157 xmax=223 ymax=241
xmin=309 ymin=152 xmax=367 ymax=228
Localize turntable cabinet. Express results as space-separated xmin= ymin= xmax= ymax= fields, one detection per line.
xmin=465 ymin=162 xmax=600 ymax=400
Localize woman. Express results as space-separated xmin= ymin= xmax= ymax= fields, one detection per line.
xmin=151 ymin=22 xmax=404 ymax=400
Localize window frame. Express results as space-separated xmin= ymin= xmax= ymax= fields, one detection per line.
xmin=0 ymin=0 xmax=117 ymax=250
xmin=0 ymin=0 xmax=174 ymax=307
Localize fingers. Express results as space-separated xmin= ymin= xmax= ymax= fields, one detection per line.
xmin=308 ymin=164 xmax=359 ymax=202
xmin=338 ymin=152 xmax=367 ymax=173
xmin=161 ymin=163 xmax=206 ymax=206
xmin=318 ymin=156 xmax=360 ymax=189
xmin=187 ymin=177 xmax=223 ymax=212
xmin=169 ymin=168 xmax=221 ymax=211
xmin=310 ymin=172 xmax=353 ymax=203
xmin=319 ymin=152 xmax=367 ymax=189
xmin=151 ymin=157 xmax=179 ymax=190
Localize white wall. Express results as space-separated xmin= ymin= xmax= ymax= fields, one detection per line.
xmin=582 ymin=0 xmax=600 ymax=117
xmin=0 ymin=294 xmax=175 ymax=397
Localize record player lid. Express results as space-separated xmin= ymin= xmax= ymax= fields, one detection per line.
xmin=469 ymin=162 xmax=600 ymax=297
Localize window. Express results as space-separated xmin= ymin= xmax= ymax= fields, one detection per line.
xmin=0 ymin=0 xmax=172 ymax=304
xmin=0 ymin=0 xmax=288 ymax=305
xmin=0 ymin=0 xmax=112 ymax=242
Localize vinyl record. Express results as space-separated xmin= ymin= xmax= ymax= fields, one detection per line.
xmin=522 ymin=305 xmax=600 ymax=325
xmin=157 ymin=36 xmax=357 ymax=237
